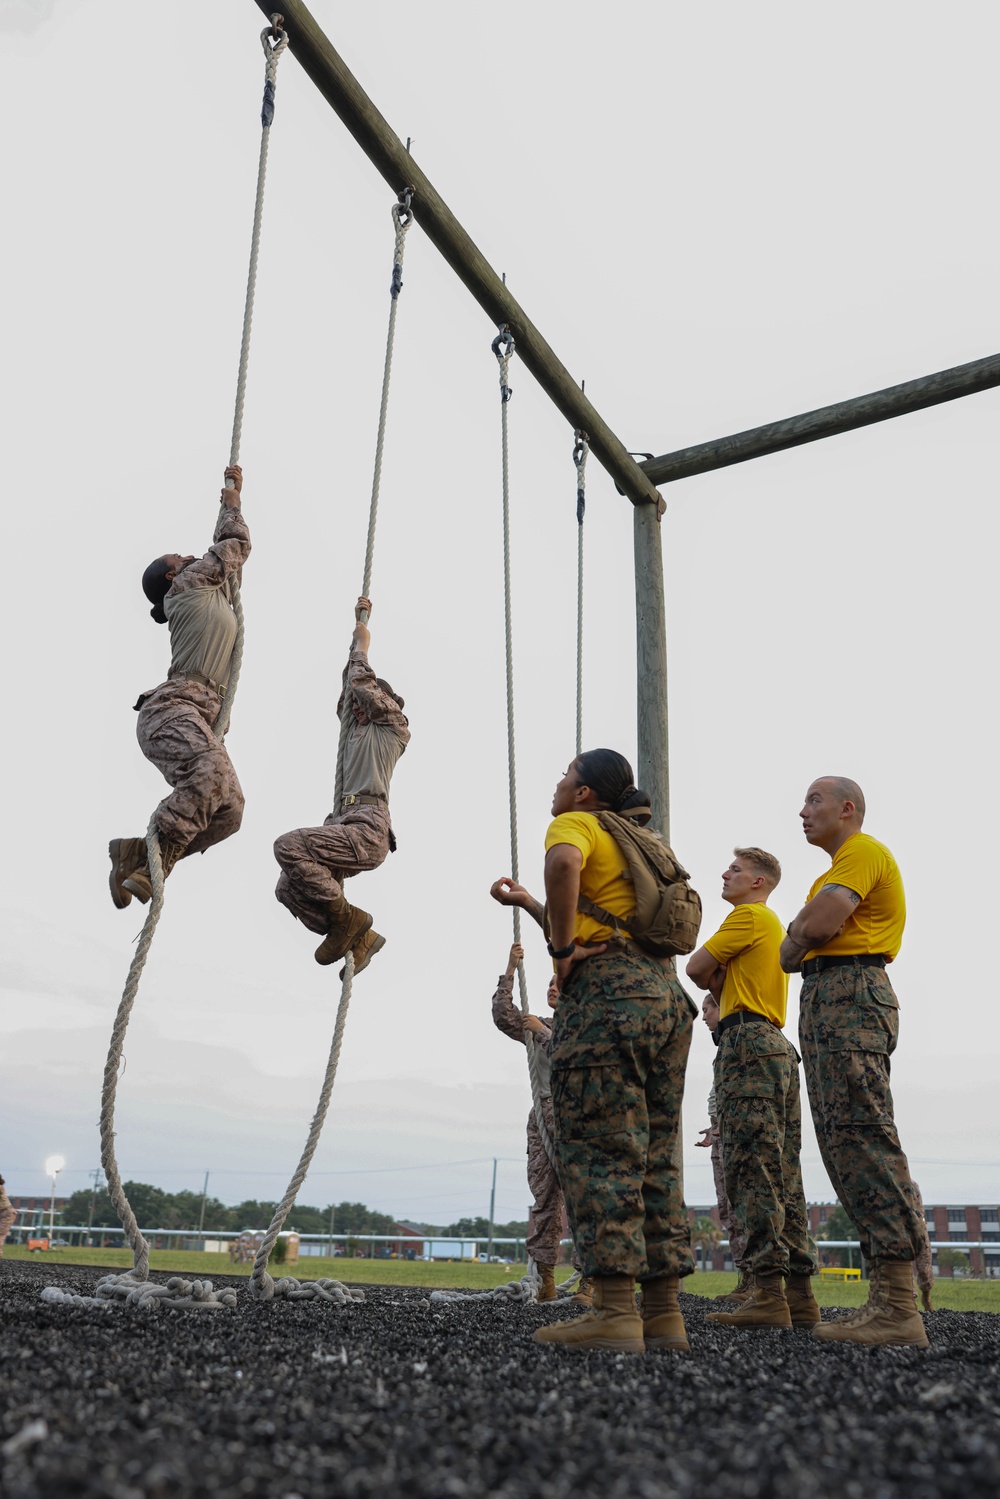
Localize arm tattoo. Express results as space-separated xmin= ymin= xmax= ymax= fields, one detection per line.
xmin=822 ymin=883 xmax=862 ymax=905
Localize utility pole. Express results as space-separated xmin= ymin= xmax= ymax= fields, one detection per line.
xmin=86 ymin=1168 xmax=102 ymax=1248
xmin=327 ymin=1203 xmax=335 ymax=1259
xmin=486 ymin=1158 xmax=497 ymax=1263
xmin=198 ymin=1171 xmax=209 ymax=1251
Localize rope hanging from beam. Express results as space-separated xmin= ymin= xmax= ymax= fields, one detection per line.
xmin=573 ymin=426 xmax=589 ymax=757
xmin=248 ymin=191 xmax=414 ymax=1306
xmin=53 ymin=20 xmax=288 ymax=1315
xmin=491 ymin=327 xmax=559 ymax=1178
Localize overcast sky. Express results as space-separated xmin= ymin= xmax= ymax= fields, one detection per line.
xmin=2 ymin=0 xmax=997 ymax=1228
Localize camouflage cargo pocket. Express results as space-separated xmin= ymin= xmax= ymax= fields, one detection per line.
xmin=812 ymin=968 xmax=899 ymax=1056
xmin=551 ymin=1060 xmax=638 ymax=1142
xmin=717 ymin=1025 xmax=793 ymax=1101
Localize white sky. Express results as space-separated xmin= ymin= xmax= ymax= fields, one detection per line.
xmin=2 ymin=0 xmax=997 ymax=1226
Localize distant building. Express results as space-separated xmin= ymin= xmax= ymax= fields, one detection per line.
xmin=688 ymin=1201 xmax=1000 ymax=1275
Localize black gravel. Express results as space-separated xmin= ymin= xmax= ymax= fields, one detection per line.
xmin=2 ymin=1260 xmax=999 ymax=1498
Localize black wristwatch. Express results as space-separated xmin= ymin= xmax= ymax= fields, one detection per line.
xmin=547 ymin=939 xmax=576 ymax=960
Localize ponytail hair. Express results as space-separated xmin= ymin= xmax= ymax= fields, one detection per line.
xmin=141 ymin=558 xmax=172 ymax=625
xmin=574 ymin=748 xmax=652 ymax=821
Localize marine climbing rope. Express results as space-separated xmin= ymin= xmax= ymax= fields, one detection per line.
xmin=42 ymin=19 xmax=290 ymax=1314
xmin=491 ymin=327 xmax=559 ymax=1178
xmin=247 ymin=188 xmax=415 ymax=1306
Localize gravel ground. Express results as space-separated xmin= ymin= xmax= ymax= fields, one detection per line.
xmin=2 ymin=1260 xmax=999 ymax=1499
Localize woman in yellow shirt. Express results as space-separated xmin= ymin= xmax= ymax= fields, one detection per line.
xmin=491 ymin=748 xmax=697 ymax=1354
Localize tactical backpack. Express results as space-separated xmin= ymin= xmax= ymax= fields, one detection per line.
xmin=577 ymin=812 xmax=703 ymax=958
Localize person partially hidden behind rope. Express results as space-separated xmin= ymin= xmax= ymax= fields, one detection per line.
xmin=108 ymin=466 xmax=249 ymax=907
xmin=491 ymin=941 xmax=593 ymax=1309
xmin=273 ymin=596 xmax=409 ymax=975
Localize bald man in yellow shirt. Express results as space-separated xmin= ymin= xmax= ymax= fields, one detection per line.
xmin=687 ymin=847 xmax=818 ymax=1330
xmin=780 ymin=776 xmax=928 ymax=1349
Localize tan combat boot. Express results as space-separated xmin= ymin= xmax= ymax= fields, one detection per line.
xmin=121 ymin=838 xmax=186 ymax=903
xmin=315 ymin=895 xmax=373 ymax=966
xmin=641 ymin=1275 xmax=690 ymax=1352
xmin=707 ymin=1273 xmax=792 ymax=1329
xmin=572 ymin=1275 xmax=595 ymax=1307
xmin=813 ymin=1260 xmax=929 ymax=1348
xmin=536 ymin=1264 xmax=558 ymax=1303
xmin=109 ymin=838 xmax=150 ymax=908
xmin=712 ymin=1268 xmax=753 ymax=1304
xmin=339 ymin=929 xmax=386 ymax=980
xmin=785 ymin=1271 xmax=822 ymax=1326
xmin=532 ymin=1274 xmax=644 ymax=1352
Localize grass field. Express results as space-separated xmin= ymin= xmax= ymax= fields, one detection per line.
xmin=5 ymin=1247 xmax=999 ymax=1309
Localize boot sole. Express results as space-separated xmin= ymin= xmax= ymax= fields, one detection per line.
xmin=645 ymin=1336 xmax=690 ymax=1352
xmin=315 ymin=913 xmax=374 ymax=966
xmin=108 ymin=840 xmax=132 ymax=909
xmin=813 ymin=1326 xmax=929 ymax=1348
xmin=339 ymin=932 xmax=386 ymax=980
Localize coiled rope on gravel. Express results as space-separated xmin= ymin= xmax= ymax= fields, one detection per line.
xmin=59 ymin=21 xmax=289 ymax=1316
xmin=247 ymin=194 xmax=413 ymax=1306
xmin=429 ymin=1266 xmax=583 ymax=1307
xmin=492 ymin=329 xmax=559 ymax=1179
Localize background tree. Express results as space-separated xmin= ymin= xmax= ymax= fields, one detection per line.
xmin=935 ymin=1247 xmax=969 ymax=1277
xmin=817 ymin=1204 xmax=856 ymax=1267
xmin=691 ymin=1215 xmax=723 ymax=1268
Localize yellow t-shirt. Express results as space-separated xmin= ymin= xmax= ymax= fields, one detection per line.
xmin=804 ymin=831 xmax=905 ymax=962
xmin=544 ymin=812 xmax=634 ymax=944
xmin=702 ymin=903 xmax=788 ymax=1027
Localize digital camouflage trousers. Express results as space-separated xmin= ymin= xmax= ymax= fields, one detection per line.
xmin=799 ymin=962 xmax=925 ymax=1263
xmin=710 ymin=1120 xmax=747 ymax=1269
xmin=550 ymin=943 xmax=697 ymax=1282
xmin=136 ymin=679 xmax=244 ymax=857
xmin=716 ymin=1021 xmax=816 ymax=1278
xmin=273 ymin=804 xmax=391 ymax=935
xmin=525 ymin=1098 xmax=580 ymax=1270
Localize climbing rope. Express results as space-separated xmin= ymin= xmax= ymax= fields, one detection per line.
xmin=573 ymin=428 xmax=589 ymax=757
xmin=72 ymin=21 xmax=288 ymax=1314
xmin=491 ymin=328 xmax=559 ymax=1177
xmin=248 ymin=191 xmax=414 ymax=1304
xmin=429 ymin=1263 xmax=583 ymax=1307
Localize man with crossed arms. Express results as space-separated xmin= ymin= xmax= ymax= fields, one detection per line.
xmin=780 ymin=776 xmax=928 ymax=1348
xmin=687 ymin=847 xmax=819 ymax=1329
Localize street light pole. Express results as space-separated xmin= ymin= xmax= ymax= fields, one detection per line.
xmin=198 ymin=1171 xmax=210 ymax=1251
xmin=44 ymin=1154 xmax=65 ymax=1244
xmin=486 ymin=1158 xmax=497 ymax=1263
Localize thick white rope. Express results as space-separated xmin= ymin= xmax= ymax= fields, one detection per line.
xmin=248 ymin=195 xmax=413 ymax=1305
xmin=217 ymin=22 xmax=287 ymax=740
xmin=492 ymin=330 xmax=559 ymax=1176
xmin=68 ymin=24 xmax=288 ymax=1316
xmin=573 ymin=430 xmax=589 ymax=758
xmin=429 ymin=1261 xmax=583 ymax=1306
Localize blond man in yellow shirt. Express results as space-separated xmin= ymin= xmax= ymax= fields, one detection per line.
xmin=687 ymin=848 xmax=819 ymax=1330
xmin=779 ymin=776 xmax=928 ymax=1349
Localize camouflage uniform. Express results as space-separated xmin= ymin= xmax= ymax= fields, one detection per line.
xmin=0 ymin=1183 xmax=15 ymax=1253
xmin=274 ymin=651 xmax=409 ymax=933
xmin=492 ymin=976 xmax=580 ymax=1269
xmin=135 ymin=505 xmax=250 ymax=857
xmin=798 ymin=961 xmax=925 ymax=1262
xmin=716 ymin=1022 xmax=817 ymax=1278
xmin=708 ymin=1078 xmax=747 ymax=1268
xmin=550 ymin=941 xmax=697 ymax=1281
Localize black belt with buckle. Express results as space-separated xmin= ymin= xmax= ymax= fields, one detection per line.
xmin=717 ymin=1010 xmax=775 ymax=1035
xmin=801 ymin=954 xmax=886 ymax=978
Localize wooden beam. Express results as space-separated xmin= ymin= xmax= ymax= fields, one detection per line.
xmin=641 ymin=352 xmax=1000 ymax=487
xmin=254 ymin=0 xmax=662 ymax=509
